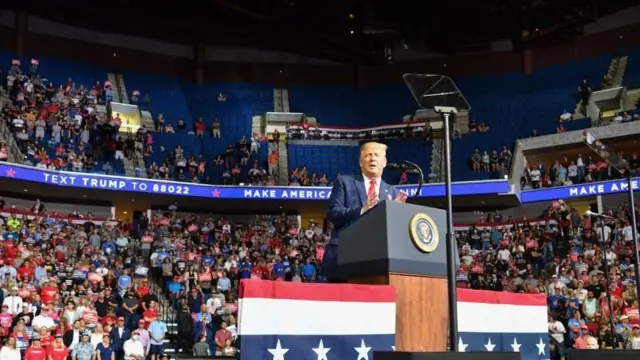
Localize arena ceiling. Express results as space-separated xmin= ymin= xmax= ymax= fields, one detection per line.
xmin=15 ymin=0 xmax=640 ymax=64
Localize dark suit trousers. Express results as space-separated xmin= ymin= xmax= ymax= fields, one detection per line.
xmin=322 ymin=244 xmax=346 ymax=283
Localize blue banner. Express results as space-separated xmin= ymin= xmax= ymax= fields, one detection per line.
xmin=520 ymin=177 xmax=640 ymax=203
xmin=0 ymin=164 xmax=510 ymax=200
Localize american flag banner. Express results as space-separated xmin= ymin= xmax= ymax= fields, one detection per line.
xmin=238 ymin=279 xmax=396 ymax=360
xmin=457 ymin=289 xmax=549 ymax=360
xmin=238 ymin=280 xmax=549 ymax=360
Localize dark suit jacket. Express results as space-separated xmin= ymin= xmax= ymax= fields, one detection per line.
xmin=109 ymin=327 xmax=131 ymax=351
xmin=323 ymin=174 xmax=400 ymax=282
xmin=62 ymin=329 xmax=78 ymax=348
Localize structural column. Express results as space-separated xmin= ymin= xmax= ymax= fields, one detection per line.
xmin=521 ymin=47 xmax=533 ymax=75
xmin=194 ymin=42 xmax=205 ymax=84
xmin=14 ymin=11 xmax=29 ymax=57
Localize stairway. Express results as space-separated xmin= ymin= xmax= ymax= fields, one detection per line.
xmin=430 ymin=138 xmax=444 ymax=183
xmin=273 ymin=89 xmax=284 ymax=112
xmin=251 ymin=115 xmax=263 ymax=136
xmin=625 ymin=91 xmax=640 ymax=110
xmin=106 ymin=73 xmax=120 ymax=103
xmin=277 ymin=141 xmax=289 ymax=185
xmin=116 ymin=74 xmax=130 ymax=104
xmin=273 ymin=89 xmax=291 ymax=113
xmin=133 ymin=138 xmax=146 ymax=177
xmin=611 ymin=56 xmax=628 ymax=87
xmin=121 ymin=152 xmax=137 ymax=177
xmin=281 ymin=89 xmax=291 ymax=112
xmin=140 ymin=110 xmax=155 ymax=131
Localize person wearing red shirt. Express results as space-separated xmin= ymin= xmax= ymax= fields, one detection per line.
xmin=142 ymin=302 xmax=159 ymax=328
xmin=137 ymin=280 xmax=150 ymax=297
xmin=37 ymin=328 xmax=54 ymax=351
xmin=41 ymin=280 xmax=59 ymax=304
xmin=47 ymin=334 xmax=69 ymax=360
xmin=4 ymin=243 xmax=17 ymax=263
xmin=17 ymin=260 xmax=34 ymax=279
xmin=250 ymin=264 xmax=263 ymax=280
xmin=25 ymin=336 xmax=47 ymax=360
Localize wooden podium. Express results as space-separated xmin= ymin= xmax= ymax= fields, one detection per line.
xmin=337 ymin=201 xmax=455 ymax=352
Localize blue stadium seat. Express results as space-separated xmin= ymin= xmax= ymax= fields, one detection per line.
xmin=286 ymin=54 xmax=609 ymax=182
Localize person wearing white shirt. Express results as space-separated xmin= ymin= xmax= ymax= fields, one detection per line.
xmin=595 ymin=224 xmax=611 ymax=242
xmin=206 ymin=297 xmax=221 ymax=314
xmin=2 ymin=287 xmax=23 ymax=315
xmin=623 ymin=224 xmax=636 ymax=242
xmin=123 ymin=331 xmax=144 ymax=360
xmin=0 ymin=336 xmax=21 ymax=360
xmin=32 ymin=313 xmax=56 ymax=332
xmin=0 ymin=264 xmax=17 ymax=279
xmin=548 ymin=316 xmax=566 ymax=345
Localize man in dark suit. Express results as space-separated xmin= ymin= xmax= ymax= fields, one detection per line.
xmin=62 ymin=320 xmax=81 ymax=349
xmin=110 ymin=317 xmax=131 ymax=360
xmin=323 ymin=142 xmax=407 ymax=283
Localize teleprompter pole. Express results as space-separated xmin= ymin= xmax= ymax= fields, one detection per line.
xmin=441 ymin=112 xmax=459 ymax=351
xmin=626 ymin=175 xmax=640 ymax=303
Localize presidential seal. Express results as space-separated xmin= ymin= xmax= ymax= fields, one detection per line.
xmin=409 ymin=213 xmax=439 ymax=253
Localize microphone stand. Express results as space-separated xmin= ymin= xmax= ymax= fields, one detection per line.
xmin=595 ymin=215 xmax=617 ymax=345
xmin=404 ymin=160 xmax=424 ymax=197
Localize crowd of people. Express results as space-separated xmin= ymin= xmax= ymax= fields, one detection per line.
xmin=1 ymin=185 xmax=640 ymax=359
xmin=2 ymin=59 xmax=131 ymax=175
xmin=136 ymin=103 xmax=277 ymax=185
xmin=140 ymin=131 xmax=276 ymax=186
xmin=454 ymin=200 xmax=640 ymax=354
xmin=4 ymin=58 xmax=640 ymax=360
xmin=521 ymin=151 xmax=638 ymax=189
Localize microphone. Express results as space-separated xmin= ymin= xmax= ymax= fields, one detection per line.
xmin=584 ymin=210 xmax=615 ymax=220
xmin=385 ymin=162 xmax=413 ymax=170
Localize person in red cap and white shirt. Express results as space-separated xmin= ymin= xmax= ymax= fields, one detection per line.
xmin=32 ymin=304 xmax=56 ymax=333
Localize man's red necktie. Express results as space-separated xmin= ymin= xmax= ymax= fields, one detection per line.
xmin=368 ymin=179 xmax=377 ymax=198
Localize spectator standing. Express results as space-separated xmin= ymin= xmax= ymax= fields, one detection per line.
xmin=48 ymin=335 xmax=68 ymax=360
xmin=72 ymin=333 xmax=94 ymax=360
xmin=148 ymin=318 xmax=167 ymax=360
xmin=213 ymin=321 xmax=232 ymax=356
xmin=193 ymin=305 xmax=214 ymax=354
xmin=25 ymin=336 xmax=46 ymax=360
xmin=134 ymin=320 xmax=150 ymax=358
xmin=96 ymin=334 xmax=115 ymax=360
xmin=193 ymin=336 xmax=209 ymax=356
xmin=110 ymin=317 xmax=131 ymax=360
xmin=175 ymin=305 xmax=193 ymax=354
xmin=3 ymin=287 xmax=23 ymax=315
xmin=123 ymin=331 xmax=144 ymax=360
xmin=0 ymin=336 xmax=20 ymax=360
xmin=122 ymin=291 xmax=139 ymax=330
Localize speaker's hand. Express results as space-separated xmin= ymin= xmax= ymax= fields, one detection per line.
xmin=361 ymin=191 xmax=379 ymax=214
xmin=386 ymin=192 xmax=408 ymax=203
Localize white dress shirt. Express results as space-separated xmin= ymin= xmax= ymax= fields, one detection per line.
xmin=123 ymin=339 xmax=144 ymax=360
xmin=2 ymin=296 xmax=22 ymax=315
